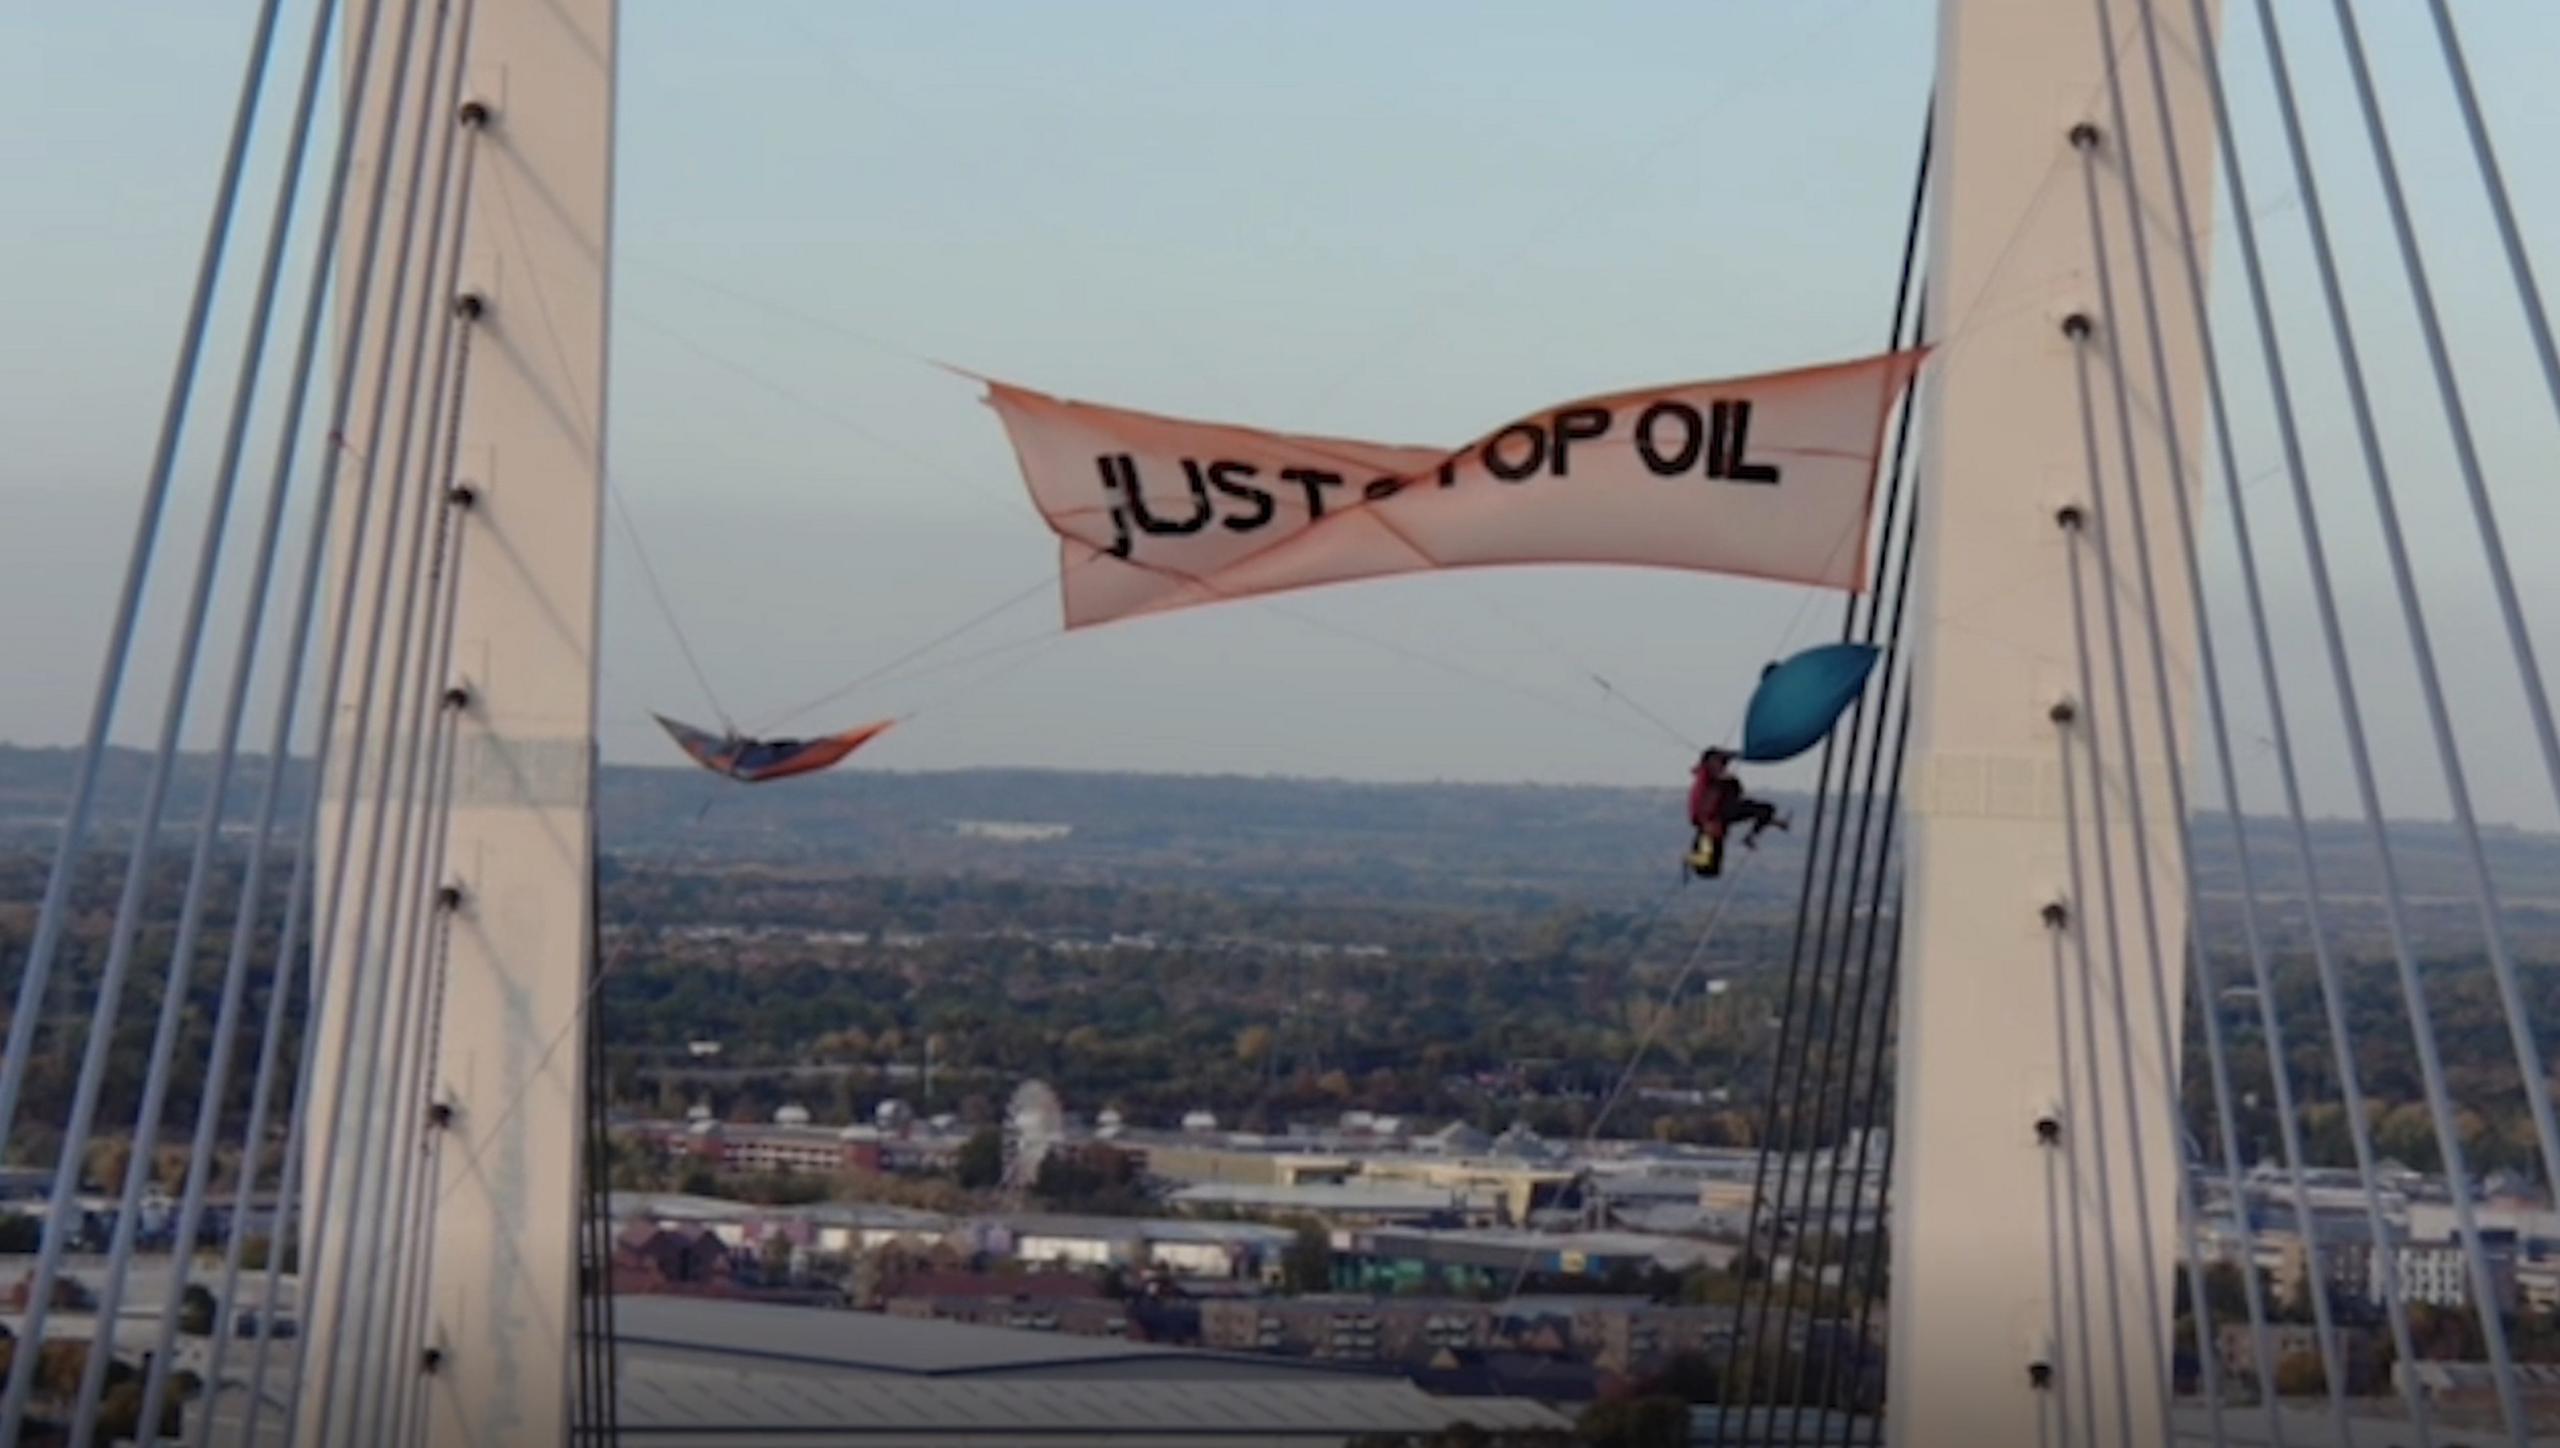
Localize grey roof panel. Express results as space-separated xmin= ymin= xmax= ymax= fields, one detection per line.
xmin=612 ymin=1295 xmax=1378 ymax=1382
xmin=619 ymin=1362 xmax=1571 ymax=1438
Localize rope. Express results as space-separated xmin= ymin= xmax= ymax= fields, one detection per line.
xmin=1485 ymin=866 xmax=1753 ymax=1314
xmin=886 ymin=630 xmax=1069 ymax=727
xmin=745 ymin=535 xmax=1696 ymax=763
xmin=432 ymin=791 xmax=733 ymax=1216
xmin=751 ymin=567 xmax=1062 ymax=733
xmin=2250 ymin=1 xmax=2533 ymax=1433
xmin=1579 ymin=879 xmax=1751 ymax=1149
xmin=1263 ymin=598 xmax=1693 ymax=757
xmin=1583 ymin=668 xmax=1701 ymax=754
xmin=618 ymin=307 xmax=1024 ymax=514
xmin=855 ymin=624 xmax=1059 ymax=699
xmin=612 ymin=477 xmax=735 ymax=731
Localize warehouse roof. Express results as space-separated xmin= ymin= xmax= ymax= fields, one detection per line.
xmin=617 ymin=1361 xmax=1570 ymax=1444
xmin=613 ymin=1296 xmax=1366 ymax=1382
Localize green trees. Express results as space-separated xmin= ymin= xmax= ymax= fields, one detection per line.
xmin=760 ymin=1231 xmax=796 ymax=1283
xmin=1575 ymin=1396 xmax=1689 ymax=1448
xmin=178 ymin=1282 xmax=218 ymax=1337
xmin=238 ymin=1235 xmax=298 ymax=1274
xmin=96 ymin=1379 xmax=181 ymax=1445
xmin=955 ymin=1128 xmax=1004 ymax=1191
xmin=1 ymin=778 xmax=2558 ymax=1196
xmin=1281 ymin=1221 xmax=1332 ymax=1294
xmin=1033 ymin=1149 xmax=1147 ymax=1216
xmin=2273 ymin=1350 xmax=2327 ymax=1398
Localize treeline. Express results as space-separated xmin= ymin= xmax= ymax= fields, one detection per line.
xmin=593 ymin=877 xmax=1804 ymax=1144
xmin=9 ymin=744 xmax=2557 ymax=936
xmin=0 ymin=831 xmax=2556 ymax=1178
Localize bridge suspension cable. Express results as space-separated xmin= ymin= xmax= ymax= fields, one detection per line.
xmin=0 ymin=1 xmax=300 ymax=1442
xmin=1715 ymin=104 xmax=1930 ymax=1448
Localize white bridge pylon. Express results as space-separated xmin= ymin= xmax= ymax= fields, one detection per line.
xmin=1893 ymin=4 xmax=2221 ymax=1448
xmin=303 ymin=1 xmax=616 ymax=1445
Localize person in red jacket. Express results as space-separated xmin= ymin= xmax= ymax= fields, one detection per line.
xmin=1686 ymin=748 xmax=1785 ymax=877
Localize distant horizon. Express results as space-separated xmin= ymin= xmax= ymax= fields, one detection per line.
xmin=2 ymin=738 xmax=2553 ymax=843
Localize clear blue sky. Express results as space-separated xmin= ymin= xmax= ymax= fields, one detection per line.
xmin=5 ymin=2 xmax=2560 ymax=831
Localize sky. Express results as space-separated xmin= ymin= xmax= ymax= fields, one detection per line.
xmin=4 ymin=2 xmax=2560 ymax=830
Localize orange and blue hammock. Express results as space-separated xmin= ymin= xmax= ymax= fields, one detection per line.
xmin=653 ymin=713 xmax=894 ymax=783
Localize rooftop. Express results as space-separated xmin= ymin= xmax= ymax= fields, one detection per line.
xmin=1166 ymin=1181 xmax=1461 ymax=1214
xmin=1355 ymin=1227 xmax=1731 ymax=1272
xmin=618 ymin=1361 xmax=1570 ymax=1445
xmin=994 ymin=1213 xmax=1296 ymax=1247
xmin=613 ymin=1295 xmax=1364 ymax=1382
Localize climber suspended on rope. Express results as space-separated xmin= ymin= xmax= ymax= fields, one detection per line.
xmin=654 ymin=713 xmax=894 ymax=784
xmin=1686 ymin=748 xmax=1786 ymax=879
xmin=1678 ymin=641 xmax=1881 ymax=877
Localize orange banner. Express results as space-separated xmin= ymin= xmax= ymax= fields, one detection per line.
xmin=986 ymin=348 xmax=1925 ymax=629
